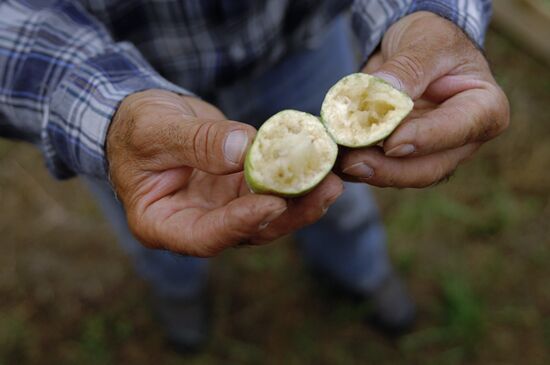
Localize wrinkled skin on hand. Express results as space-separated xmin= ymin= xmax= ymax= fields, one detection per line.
xmin=107 ymin=90 xmax=343 ymax=257
xmin=340 ymin=11 xmax=510 ymax=188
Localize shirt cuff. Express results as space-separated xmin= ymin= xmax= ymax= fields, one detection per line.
xmin=44 ymin=42 xmax=192 ymax=180
xmin=408 ymin=0 xmax=492 ymax=49
xmin=352 ymin=0 xmax=492 ymax=59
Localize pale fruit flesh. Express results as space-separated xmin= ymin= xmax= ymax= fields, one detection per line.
xmin=245 ymin=110 xmax=338 ymax=197
xmin=321 ymin=73 xmax=414 ymax=147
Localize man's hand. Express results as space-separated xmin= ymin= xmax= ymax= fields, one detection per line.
xmin=340 ymin=11 xmax=510 ymax=188
xmin=107 ymin=90 xmax=343 ymax=257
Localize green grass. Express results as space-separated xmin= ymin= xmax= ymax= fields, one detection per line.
xmin=0 ymin=311 xmax=36 ymax=364
xmin=544 ymin=318 xmax=550 ymax=348
xmin=76 ymin=317 xmax=114 ymax=365
xmin=399 ymin=274 xmax=485 ymax=363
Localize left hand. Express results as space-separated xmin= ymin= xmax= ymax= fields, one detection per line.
xmin=107 ymin=90 xmax=343 ymax=257
xmin=339 ymin=11 xmax=510 ymax=188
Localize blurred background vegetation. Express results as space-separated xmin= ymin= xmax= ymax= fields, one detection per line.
xmin=1 ymin=3 xmax=550 ymax=365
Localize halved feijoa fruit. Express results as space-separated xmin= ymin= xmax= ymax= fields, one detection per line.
xmin=244 ymin=110 xmax=338 ymax=197
xmin=321 ymin=73 xmax=413 ymax=147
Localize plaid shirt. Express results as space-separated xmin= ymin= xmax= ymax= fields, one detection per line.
xmin=0 ymin=0 xmax=492 ymax=180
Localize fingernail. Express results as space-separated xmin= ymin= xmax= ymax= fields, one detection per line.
xmin=385 ymin=144 xmax=415 ymax=157
xmin=322 ymin=202 xmax=333 ymax=215
xmin=342 ymin=162 xmax=374 ymax=178
xmin=259 ymin=206 xmax=287 ymax=230
xmin=322 ymin=191 xmax=343 ymax=214
xmin=372 ymin=72 xmax=403 ymax=91
xmin=224 ymin=130 xmax=249 ymax=164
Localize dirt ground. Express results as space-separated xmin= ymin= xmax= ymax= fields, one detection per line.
xmin=1 ymin=29 xmax=549 ymax=365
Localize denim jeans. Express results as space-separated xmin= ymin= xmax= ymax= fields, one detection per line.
xmin=85 ymin=15 xmax=391 ymax=299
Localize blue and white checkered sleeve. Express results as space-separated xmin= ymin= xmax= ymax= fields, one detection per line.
xmin=352 ymin=0 xmax=492 ymax=58
xmin=0 ymin=1 xmax=191 ymax=180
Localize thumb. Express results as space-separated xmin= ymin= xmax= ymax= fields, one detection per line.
xmin=110 ymin=90 xmax=257 ymax=175
xmin=161 ymin=116 xmax=257 ymax=175
xmin=371 ymin=53 xmax=433 ymax=100
xmin=369 ymin=12 xmax=457 ymax=100
xmin=371 ymin=49 xmax=456 ymax=100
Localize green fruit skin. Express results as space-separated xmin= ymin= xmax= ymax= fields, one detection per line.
xmin=320 ymin=73 xmax=413 ymax=148
xmin=244 ymin=112 xmax=337 ymax=198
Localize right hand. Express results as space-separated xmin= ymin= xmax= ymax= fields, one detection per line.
xmin=106 ymin=90 xmax=343 ymax=257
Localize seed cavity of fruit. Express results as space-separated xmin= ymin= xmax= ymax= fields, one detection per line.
xmin=321 ymin=74 xmax=413 ymax=147
xmin=246 ymin=110 xmax=337 ymax=195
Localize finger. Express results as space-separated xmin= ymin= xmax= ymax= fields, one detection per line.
xmin=384 ymin=82 xmax=509 ymax=157
xmin=363 ymin=52 xmax=384 ymax=73
xmin=369 ymin=13 xmax=466 ymax=99
xmin=340 ymin=144 xmax=480 ymax=188
xmin=422 ymin=74 xmax=492 ymax=104
xmin=252 ymin=173 xmax=344 ymax=243
xmin=181 ymin=96 xmax=227 ymax=120
xmin=161 ymin=194 xmax=288 ymax=257
xmin=371 ymin=50 xmax=455 ymax=100
xmin=115 ymin=90 xmax=253 ymax=175
xmin=150 ymin=116 xmax=257 ymax=175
